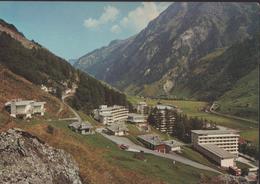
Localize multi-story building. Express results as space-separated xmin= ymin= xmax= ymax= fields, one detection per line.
xmin=136 ymin=101 xmax=149 ymax=114
xmin=5 ymin=99 xmax=46 ymax=119
xmin=127 ymin=113 xmax=146 ymax=123
xmin=149 ymin=105 xmax=176 ymax=134
xmin=191 ymin=130 xmax=240 ymax=167
xmin=137 ymin=134 xmax=182 ymax=153
xmin=94 ymin=105 xmax=129 ymax=125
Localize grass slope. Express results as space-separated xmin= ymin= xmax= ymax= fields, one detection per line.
xmin=4 ymin=119 xmax=217 ymax=184
xmin=217 ymin=68 xmax=258 ymax=121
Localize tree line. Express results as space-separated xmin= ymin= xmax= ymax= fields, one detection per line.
xmin=148 ymin=107 xmax=217 ymax=143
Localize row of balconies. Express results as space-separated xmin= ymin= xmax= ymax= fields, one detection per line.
xmin=199 ymin=136 xmax=239 ymax=139
xmin=199 ymin=140 xmax=238 ymax=143
xmin=198 ymin=138 xmax=238 ymax=142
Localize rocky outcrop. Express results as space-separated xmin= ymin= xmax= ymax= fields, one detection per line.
xmin=200 ymin=174 xmax=252 ymax=184
xmin=0 ymin=128 xmax=82 ymax=184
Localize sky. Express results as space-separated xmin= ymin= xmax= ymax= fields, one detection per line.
xmin=0 ymin=2 xmax=172 ymax=60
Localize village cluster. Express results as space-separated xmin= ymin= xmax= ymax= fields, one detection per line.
xmin=4 ymin=98 xmax=258 ymax=180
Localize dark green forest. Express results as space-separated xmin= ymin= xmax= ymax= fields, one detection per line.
xmin=0 ymin=31 xmax=130 ymax=114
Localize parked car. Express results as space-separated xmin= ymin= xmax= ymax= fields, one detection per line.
xmin=119 ymin=144 xmax=129 ymax=150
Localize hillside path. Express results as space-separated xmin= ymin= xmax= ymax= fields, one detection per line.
xmin=61 ymin=93 xmax=82 ymax=123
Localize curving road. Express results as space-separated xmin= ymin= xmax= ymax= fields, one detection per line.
xmin=62 ymin=93 xmax=82 ymax=123
xmin=96 ymin=128 xmax=222 ymax=174
xmin=61 ymin=92 xmax=221 ymax=174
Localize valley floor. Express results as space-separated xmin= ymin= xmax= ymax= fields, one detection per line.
xmin=128 ymin=96 xmax=259 ymax=146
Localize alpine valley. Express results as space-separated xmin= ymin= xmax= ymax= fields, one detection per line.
xmin=75 ymin=2 xmax=260 ymax=121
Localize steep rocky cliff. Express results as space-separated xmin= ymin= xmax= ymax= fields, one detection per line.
xmin=0 ymin=128 xmax=82 ymax=184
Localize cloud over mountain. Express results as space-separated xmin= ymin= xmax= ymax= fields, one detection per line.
xmin=84 ymin=5 xmax=119 ymax=28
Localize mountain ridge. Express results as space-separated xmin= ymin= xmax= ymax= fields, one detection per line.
xmin=74 ymin=2 xmax=259 ymax=120
xmin=0 ymin=18 xmax=131 ymax=115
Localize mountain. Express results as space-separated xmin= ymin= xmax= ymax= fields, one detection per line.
xmin=74 ymin=2 xmax=259 ymax=120
xmin=0 ymin=19 xmax=130 ymax=115
xmin=68 ymin=59 xmax=78 ymax=65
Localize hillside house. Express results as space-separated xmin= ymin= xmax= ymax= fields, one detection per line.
xmin=163 ymin=140 xmax=182 ymax=152
xmin=5 ymin=99 xmax=46 ymax=119
xmin=106 ymin=123 xmax=129 ymax=136
xmin=137 ymin=134 xmax=169 ymax=153
xmin=68 ymin=121 xmax=94 ymax=135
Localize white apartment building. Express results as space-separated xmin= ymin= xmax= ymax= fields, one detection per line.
xmin=127 ymin=113 xmax=146 ymax=123
xmin=5 ymin=99 xmax=46 ymax=119
xmin=191 ymin=130 xmax=240 ymax=167
xmin=136 ymin=101 xmax=148 ymax=114
xmin=95 ymin=105 xmax=129 ymax=125
xmin=150 ymin=105 xmax=176 ymax=134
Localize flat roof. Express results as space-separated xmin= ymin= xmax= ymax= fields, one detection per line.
xmin=9 ymin=100 xmax=34 ymax=106
xmin=191 ymin=129 xmax=239 ymax=135
xmin=99 ymin=105 xmax=127 ymax=110
xmin=106 ymin=124 xmax=128 ymax=132
xmin=99 ymin=112 xmax=112 ymax=116
xmin=138 ymin=102 xmax=147 ymax=105
xmin=163 ymin=140 xmax=183 ymax=147
xmin=137 ymin=134 xmax=163 ymax=146
xmin=128 ymin=113 xmax=145 ymax=118
xmin=5 ymin=100 xmax=46 ymax=106
xmin=199 ymin=144 xmax=235 ymax=159
xmin=69 ymin=121 xmax=92 ymax=130
xmin=155 ymin=105 xmax=174 ymax=110
xmin=33 ymin=102 xmax=46 ymax=106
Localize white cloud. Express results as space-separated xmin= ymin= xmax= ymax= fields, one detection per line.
xmin=119 ymin=2 xmax=172 ymax=32
xmin=110 ymin=25 xmax=121 ymax=33
xmin=84 ymin=5 xmax=119 ymax=29
xmin=84 ymin=18 xmax=99 ymax=28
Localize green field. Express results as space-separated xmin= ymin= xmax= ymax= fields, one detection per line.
xmin=128 ymin=96 xmax=259 ymax=145
xmin=14 ymin=119 xmax=216 ymax=184
xmin=217 ymin=68 xmax=258 ymax=121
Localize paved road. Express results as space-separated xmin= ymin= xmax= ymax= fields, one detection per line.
xmin=58 ymin=117 xmax=78 ymax=121
xmin=62 ymin=93 xmax=82 ymax=123
xmin=237 ymin=157 xmax=258 ymax=168
xmin=96 ymin=128 xmax=221 ymax=174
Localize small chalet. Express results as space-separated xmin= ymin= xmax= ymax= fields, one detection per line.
xmin=137 ymin=134 xmax=169 ymax=153
xmin=106 ymin=123 xmax=129 ymax=136
xmin=69 ymin=121 xmax=94 ymax=135
xmin=163 ymin=140 xmax=182 ymax=152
